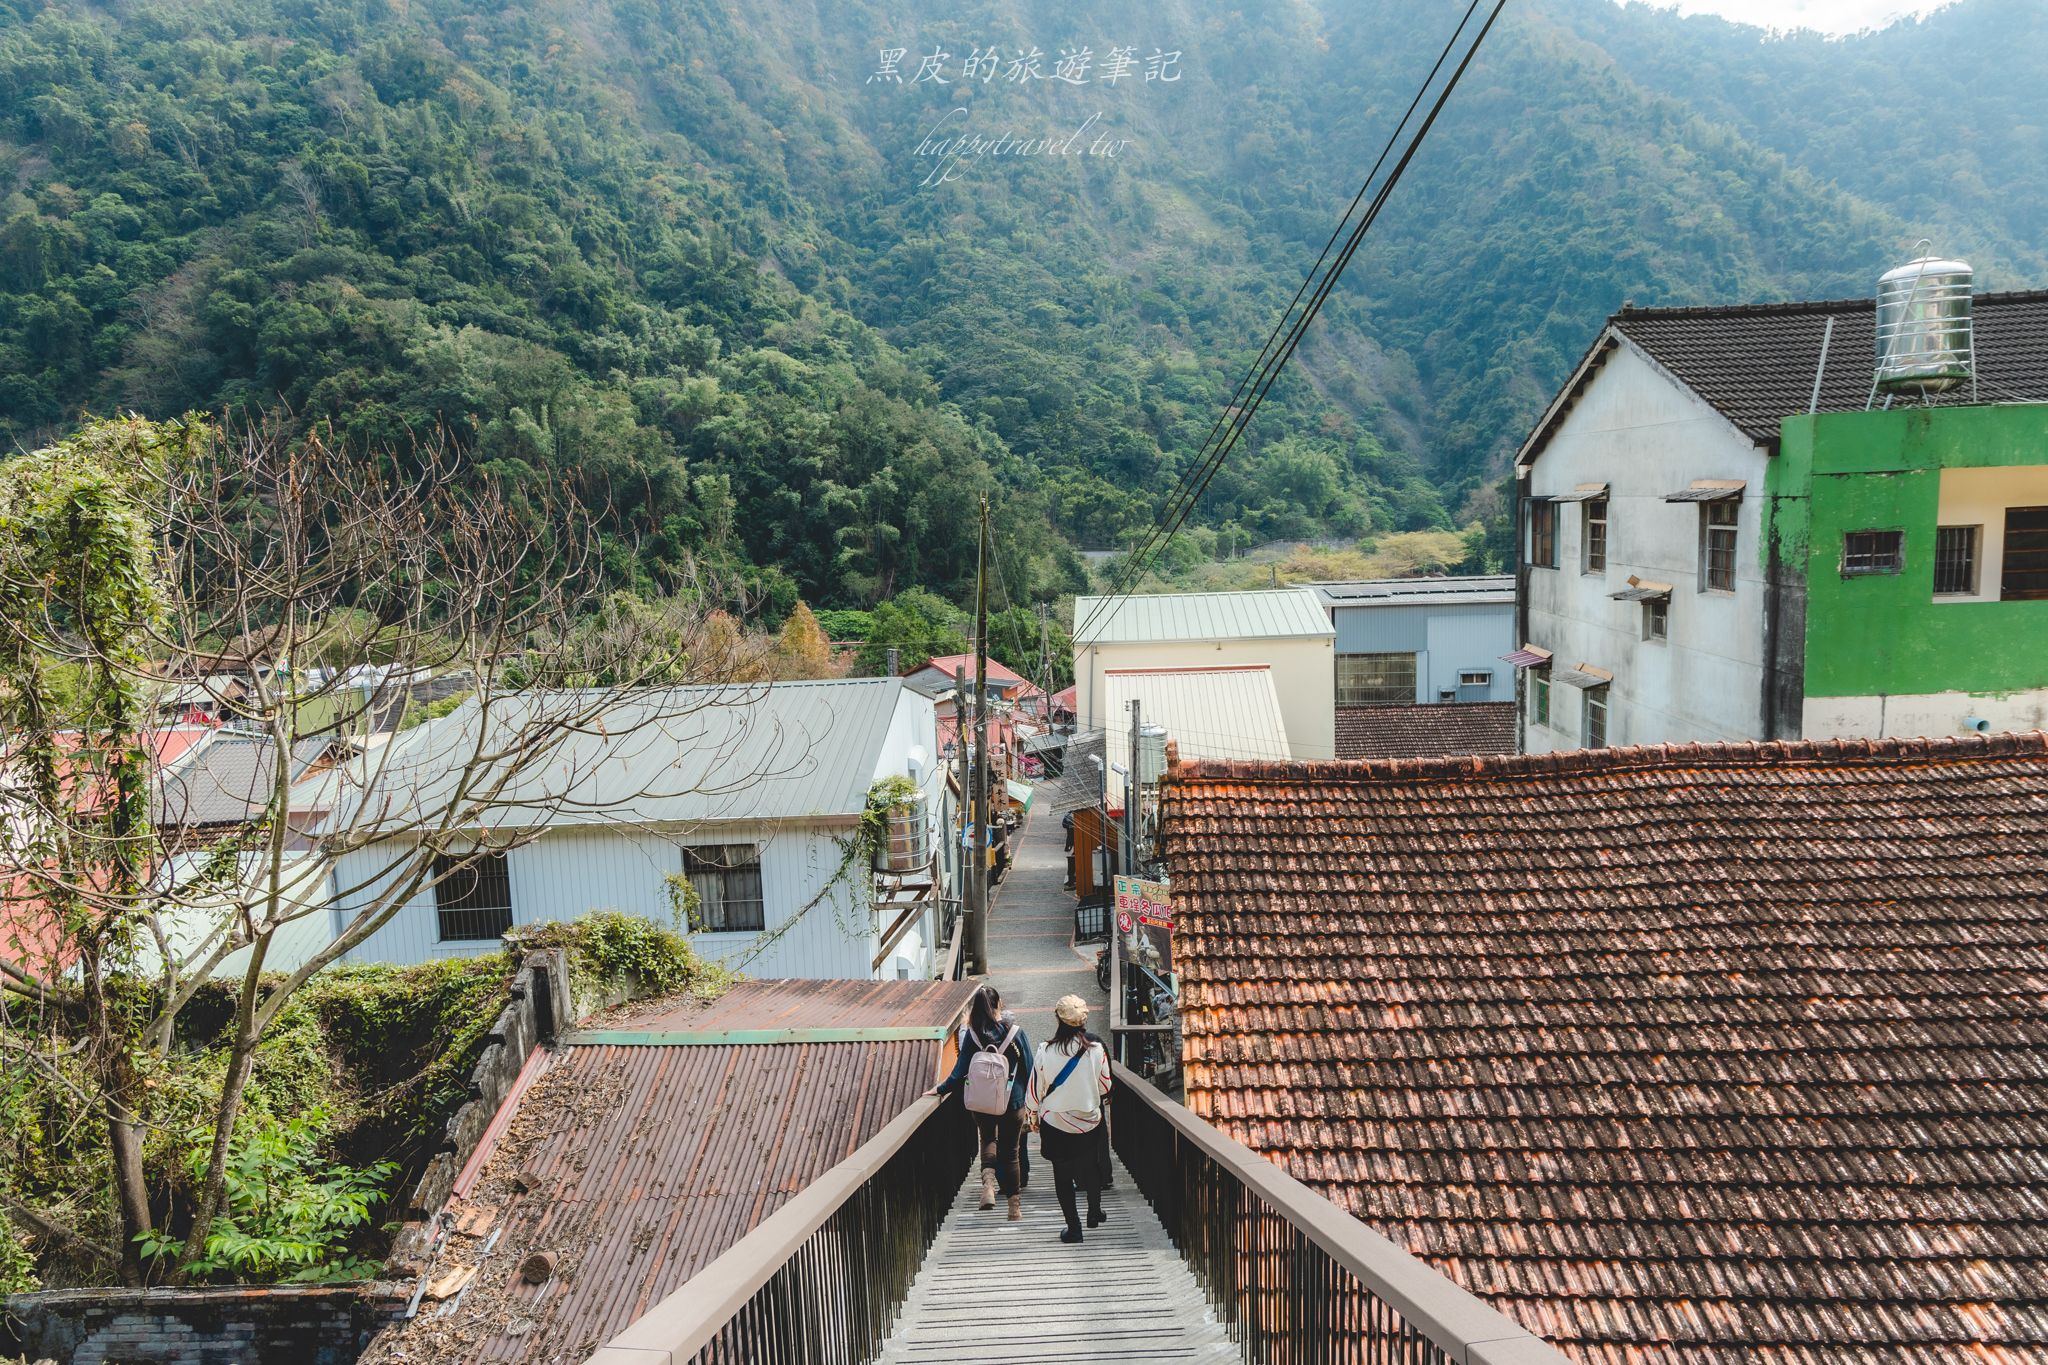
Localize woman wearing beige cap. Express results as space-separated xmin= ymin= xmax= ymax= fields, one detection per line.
xmin=1028 ymin=994 xmax=1113 ymax=1243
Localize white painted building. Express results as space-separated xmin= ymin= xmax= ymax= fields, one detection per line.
xmin=319 ymin=678 xmax=949 ymax=980
xmin=1071 ymin=589 xmax=1337 ymax=761
xmin=1517 ymin=338 xmax=1774 ymax=752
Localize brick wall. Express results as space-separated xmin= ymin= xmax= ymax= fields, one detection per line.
xmin=2 ymin=1283 xmax=403 ymax=1364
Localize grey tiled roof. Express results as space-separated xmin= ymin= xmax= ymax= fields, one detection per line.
xmin=1523 ymin=290 xmax=2048 ymax=461
xmin=152 ymin=733 xmax=329 ymax=827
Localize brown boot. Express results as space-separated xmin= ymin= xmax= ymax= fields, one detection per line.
xmin=979 ymin=1167 xmax=997 ymax=1210
xmin=1007 ymin=1194 xmax=1022 ymax=1222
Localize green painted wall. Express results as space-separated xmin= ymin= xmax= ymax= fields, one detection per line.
xmin=1772 ymin=404 xmax=2048 ymax=698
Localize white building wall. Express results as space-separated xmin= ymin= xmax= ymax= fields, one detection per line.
xmin=329 ymin=819 xmax=882 ymax=978
xmin=1523 ymin=344 xmax=1772 ymax=752
xmin=1802 ymin=688 xmax=2048 ymax=740
xmin=1077 ymin=636 xmax=1336 ymax=761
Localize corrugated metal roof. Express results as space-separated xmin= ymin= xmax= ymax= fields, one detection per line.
xmin=329 ymin=678 xmax=913 ymax=833
xmin=390 ymin=1030 xmax=943 ymax=1363
xmin=152 ymin=732 xmax=329 ymax=827
xmin=1102 ymin=667 xmax=1292 ymax=764
xmin=1071 ymin=588 xmax=1334 ymax=646
xmin=1311 ymin=575 xmax=1515 ymax=607
xmin=600 ymin=978 xmax=975 ymax=1034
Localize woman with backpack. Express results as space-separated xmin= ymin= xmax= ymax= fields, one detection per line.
xmin=1029 ymin=994 xmax=1113 ymax=1244
xmin=929 ymin=984 xmax=1031 ymax=1220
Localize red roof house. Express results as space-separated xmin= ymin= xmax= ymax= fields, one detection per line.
xmin=1161 ymin=733 xmax=2048 ymax=1365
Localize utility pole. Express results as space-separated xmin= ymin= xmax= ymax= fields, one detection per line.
xmin=1036 ymin=602 xmax=1052 ymax=723
xmin=954 ymin=664 xmax=970 ymax=956
xmin=886 ymin=646 xmax=899 ymax=677
xmin=966 ymin=495 xmax=992 ymax=976
xmin=1126 ymin=698 xmax=1141 ymax=875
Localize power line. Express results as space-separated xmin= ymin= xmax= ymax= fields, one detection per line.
xmin=1076 ymin=0 xmax=1488 ymax=644
xmin=1074 ymin=0 xmax=1508 ymax=647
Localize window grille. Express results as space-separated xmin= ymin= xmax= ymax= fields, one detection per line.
xmin=434 ymin=851 xmax=513 ymax=942
xmin=1701 ymin=503 xmax=1738 ymax=592
xmin=1336 ymin=653 xmax=1418 ymax=706
xmin=1644 ymin=597 xmax=1668 ymax=641
xmin=1583 ymin=499 xmax=1608 ymax=573
xmin=1583 ymin=686 xmax=1608 ymax=749
xmin=1528 ymin=501 xmax=1557 ymax=569
xmin=2002 ymin=507 xmax=2048 ymax=602
xmin=685 ymin=844 xmax=766 ymax=932
xmin=1842 ymin=529 xmax=1904 ymax=577
xmin=1934 ymin=526 xmax=1978 ymax=595
xmin=1531 ymin=671 xmax=1551 ymax=727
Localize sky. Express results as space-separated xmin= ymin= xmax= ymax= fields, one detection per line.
xmin=1627 ymin=0 xmax=1956 ymax=33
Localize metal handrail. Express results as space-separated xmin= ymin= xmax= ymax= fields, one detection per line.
xmin=585 ymin=1094 xmax=971 ymax=1365
xmin=1109 ymin=1062 xmax=1573 ymax=1365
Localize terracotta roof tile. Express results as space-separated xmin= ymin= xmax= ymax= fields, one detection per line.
xmin=1162 ymin=732 xmax=2048 ymax=1365
xmin=1336 ymin=703 xmax=1517 ymax=760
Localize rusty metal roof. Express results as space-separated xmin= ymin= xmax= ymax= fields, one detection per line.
xmin=365 ymin=979 xmax=973 ymax=1364
xmin=599 ymin=977 xmax=976 ymax=1034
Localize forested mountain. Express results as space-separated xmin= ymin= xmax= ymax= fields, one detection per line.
xmin=2 ymin=0 xmax=2042 ymax=609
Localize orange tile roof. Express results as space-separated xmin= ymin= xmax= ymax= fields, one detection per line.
xmin=1161 ymin=732 xmax=2048 ymax=1365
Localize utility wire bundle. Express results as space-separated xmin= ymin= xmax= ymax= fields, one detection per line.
xmin=1072 ymin=0 xmax=1511 ymax=648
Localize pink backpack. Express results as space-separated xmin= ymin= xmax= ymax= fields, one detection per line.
xmin=961 ymin=1025 xmax=1022 ymax=1114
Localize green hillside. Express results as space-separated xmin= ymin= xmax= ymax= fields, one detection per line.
xmin=2 ymin=0 xmax=2041 ymax=607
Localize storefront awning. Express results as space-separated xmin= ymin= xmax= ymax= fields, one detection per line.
xmin=1005 ymin=779 xmax=1035 ymax=812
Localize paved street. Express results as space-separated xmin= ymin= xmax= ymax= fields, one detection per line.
xmin=973 ymin=808 xmax=1106 ymax=1031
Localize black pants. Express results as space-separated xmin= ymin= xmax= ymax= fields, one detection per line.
xmin=1051 ymin=1159 xmax=1104 ymax=1233
xmin=1041 ymin=1123 xmax=1109 ymax=1233
xmin=974 ymin=1110 xmax=1022 ymax=1197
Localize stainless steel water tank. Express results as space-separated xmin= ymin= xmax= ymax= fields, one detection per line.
xmin=1136 ymin=724 xmax=1168 ymax=787
xmin=874 ymin=789 xmax=930 ymax=872
xmin=1875 ymin=252 xmax=1973 ymax=393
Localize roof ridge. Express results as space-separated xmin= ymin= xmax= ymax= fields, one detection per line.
xmin=1076 ymin=586 xmax=1317 ymax=600
xmin=1613 ymin=287 xmax=2048 ymax=325
xmin=1171 ymin=730 xmax=2048 ymax=786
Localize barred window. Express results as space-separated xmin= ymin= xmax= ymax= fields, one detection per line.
xmin=1643 ymin=596 xmax=1668 ymax=641
xmin=1583 ymin=499 xmax=1608 ymax=573
xmin=685 ymin=844 xmax=765 ymax=932
xmin=1842 ymin=529 xmax=1904 ymax=577
xmin=1336 ymin=653 xmax=1417 ymax=706
xmin=434 ymin=851 xmax=513 ymax=942
xmin=1934 ymin=525 xmax=1978 ymax=595
xmin=1528 ymin=501 xmax=1557 ymax=569
xmin=1701 ymin=503 xmax=1738 ymax=592
xmin=1583 ymin=686 xmax=1609 ymax=750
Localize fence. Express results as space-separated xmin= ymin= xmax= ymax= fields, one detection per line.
xmin=1108 ymin=1062 xmax=1572 ymax=1365
xmin=585 ymin=1096 xmax=972 ymax=1365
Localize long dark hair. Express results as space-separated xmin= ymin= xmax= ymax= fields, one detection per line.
xmin=1051 ymin=1018 xmax=1090 ymax=1054
xmin=968 ymin=985 xmax=1003 ymax=1035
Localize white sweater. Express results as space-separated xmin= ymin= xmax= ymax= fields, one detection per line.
xmin=1029 ymin=1038 xmax=1111 ymax=1133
